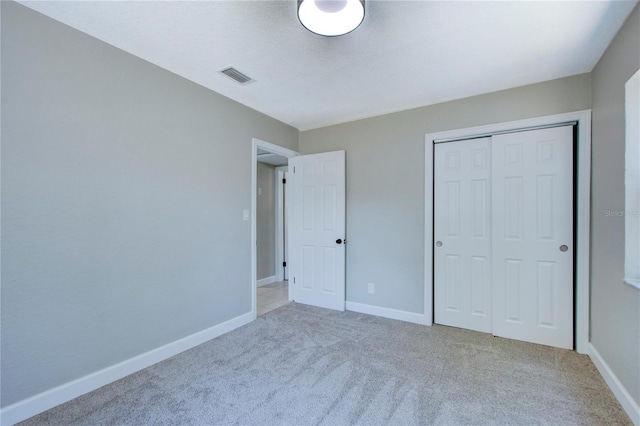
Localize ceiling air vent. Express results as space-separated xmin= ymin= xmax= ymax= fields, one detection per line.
xmin=219 ymin=67 xmax=254 ymax=85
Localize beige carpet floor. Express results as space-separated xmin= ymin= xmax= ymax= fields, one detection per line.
xmin=21 ymin=302 xmax=630 ymax=425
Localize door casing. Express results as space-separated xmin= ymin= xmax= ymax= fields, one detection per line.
xmin=275 ymin=167 xmax=289 ymax=285
xmin=424 ymin=110 xmax=592 ymax=354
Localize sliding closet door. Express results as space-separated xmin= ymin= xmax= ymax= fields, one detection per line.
xmin=434 ymin=138 xmax=492 ymax=333
xmin=491 ymin=126 xmax=574 ymax=349
xmin=434 ymin=126 xmax=574 ymax=349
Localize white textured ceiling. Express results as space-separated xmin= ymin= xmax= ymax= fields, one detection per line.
xmin=257 ymin=148 xmax=289 ymax=166
xmin=19 ymin=0 xmax=638 ymax=130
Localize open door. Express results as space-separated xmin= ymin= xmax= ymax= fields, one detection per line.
xmin=290 ymin=151 xmax=346 ymax=311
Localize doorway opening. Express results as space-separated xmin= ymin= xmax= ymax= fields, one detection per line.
xmin=251 ymin=139 xmax=298 ymax=318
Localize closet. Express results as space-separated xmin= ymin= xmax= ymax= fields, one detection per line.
xmin=433 ymin=126 xmax=574 ymax=349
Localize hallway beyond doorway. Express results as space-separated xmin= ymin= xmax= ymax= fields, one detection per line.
xmin=257 ymin=281 xmax=289 ymax=316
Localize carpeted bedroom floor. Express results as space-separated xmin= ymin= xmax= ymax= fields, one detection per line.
xmin=20 ymin=302 xmax=630 ymax=425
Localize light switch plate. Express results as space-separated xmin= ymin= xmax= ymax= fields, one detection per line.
xmin=243 ymin=209 xmax=250 ymax=221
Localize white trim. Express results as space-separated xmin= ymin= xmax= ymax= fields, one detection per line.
xmin=257 ymin=275 xmax=277 ymax=287
xmin=424 ymin=138 xmax=434 ymax=327
xmin=424 ymin=110 xmax=592 ymax=354
xmin=275 ymin=169 xmax=284 ymax=282
xmin=275 ymin=167 xmax=288 ymax=283
xmin=624 ymin=70 xmax=640 ymax=288
xmin=575 ymin=111 xmax=592 ymax=354
xmin=589 ymin=343 xmax=640 ymax=425
xmin=624 ymin=278 xmax=640 ymax=290
xmin=346 ymin=301 xmax=428 ymax=325
xmin=286 ymin=164 xmax=294 ymax=302
xmin=0 ymin=311 xmax=254 ymax=426
xmin=251 ymin=139 xmax=298 ymax=317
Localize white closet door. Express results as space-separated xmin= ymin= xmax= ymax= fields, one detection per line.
xmin=492 ymin=126 xmax=574 ymax=349
xmin=434 ymin=138 xmax=492 ymax=333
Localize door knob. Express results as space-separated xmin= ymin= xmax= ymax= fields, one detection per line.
xmin=559 ymin=245 xmax=568 ymax=252
xmin=336 ymin=239 xmax=343 ymax=244
xmin=436 ymin=241 xmax=443 ymax=247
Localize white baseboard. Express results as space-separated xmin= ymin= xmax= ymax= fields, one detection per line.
xmin=257 ymin=275 xmax=277 ymax=287
xmin=589 ymin=343 xmax=640 ymax=425
xmin=0 ymin=311 xmax=254 ymax=426
xmin=346 ymin=301 xmax=428 ymax=325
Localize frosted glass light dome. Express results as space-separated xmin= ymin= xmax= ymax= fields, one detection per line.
xmin=297 ymin=0 xmax=365 ymax=37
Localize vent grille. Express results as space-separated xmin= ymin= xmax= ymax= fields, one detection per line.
xmin=219 ymin=67 xmax=254 ymax=84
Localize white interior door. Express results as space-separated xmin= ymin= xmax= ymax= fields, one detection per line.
xmin=291 ymin=151 xmax=346 ymax=311
xmin=434 ymin=138 xmax=492 ymax=333
xmin=492 ymin=126 xmax=574 ymax=349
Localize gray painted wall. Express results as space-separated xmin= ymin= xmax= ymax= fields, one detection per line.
xmin=1 ymin=2 xmax=297 ymax=407
xmin=590 ymin=3 xmax=640 ymax=405
xmin=299 ymin=74 xmax=591 ymax=314
xmin=257 ymin=162 xmax=276 ymax=280
xmin=4 ymin=0 xmax=637 ymax=413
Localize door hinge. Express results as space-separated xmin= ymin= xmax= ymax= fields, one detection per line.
xmin=283 ymin=178 xmax=286 ymax=184
xmin=293 ymin=277 xmax=296 ymax=284
xmin=283 ymin=261 xmax=287 ymax=267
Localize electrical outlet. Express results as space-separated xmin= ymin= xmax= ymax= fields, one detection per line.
xmin=368 ymin=283 xmax=375 ymax=294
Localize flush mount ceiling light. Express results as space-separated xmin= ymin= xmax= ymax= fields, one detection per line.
xmin=297 ymin=0 xmax=365 ymax=37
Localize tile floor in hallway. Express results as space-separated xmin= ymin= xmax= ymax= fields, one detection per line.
xmin=257 ymin=280 xmax=289 ymax=316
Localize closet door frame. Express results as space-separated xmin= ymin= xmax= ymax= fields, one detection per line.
xmin=424 ymin=110 xmax=592 ymax=354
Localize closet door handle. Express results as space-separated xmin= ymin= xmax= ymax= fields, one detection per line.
xmin=559 ymin=245 xmax=568 ymax=252
xmin=436 ymin=241 xmax=443 ymax=247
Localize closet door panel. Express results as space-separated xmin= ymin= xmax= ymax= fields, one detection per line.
xmin=434 ymin=138 xmax=492 ymax=333
xmin=491 ymin=126 xmax=574 ymax=349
